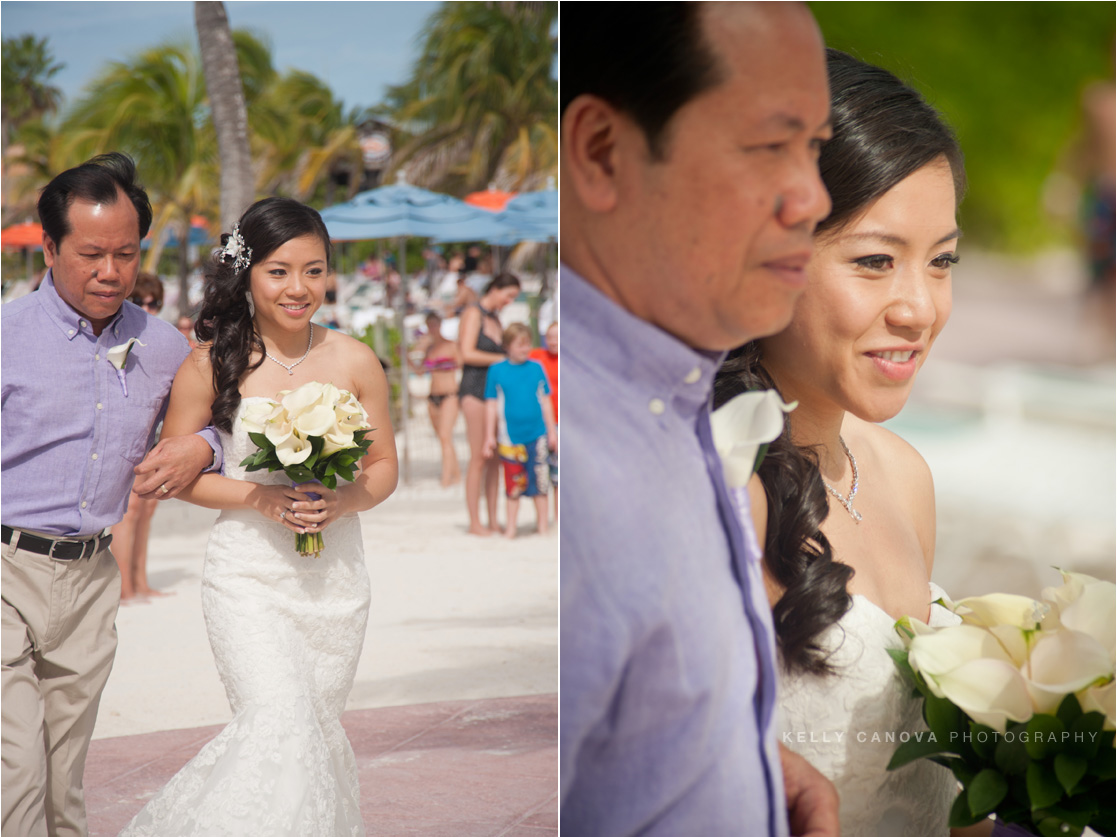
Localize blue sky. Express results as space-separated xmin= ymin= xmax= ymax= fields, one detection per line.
xmin=0 ymin=1 xmax=441 ymax=113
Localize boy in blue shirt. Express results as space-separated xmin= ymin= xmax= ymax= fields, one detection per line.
xmin=482 ymin=323 xmax=556 ymax=538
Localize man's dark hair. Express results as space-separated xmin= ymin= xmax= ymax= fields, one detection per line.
xmin=560 ymin=2 xmax=726 ymax=159
xmin=37 ymin=152 xmax=153 ymax=247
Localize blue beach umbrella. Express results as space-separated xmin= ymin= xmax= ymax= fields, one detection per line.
xmin=493 ymin=188 xmax=557 ymax=243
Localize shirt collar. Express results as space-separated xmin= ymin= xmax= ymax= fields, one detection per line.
xmin=37 ymin=269 xmax=127 ymax=342
xmin=562 ymin=263 xmax=724 ymax=416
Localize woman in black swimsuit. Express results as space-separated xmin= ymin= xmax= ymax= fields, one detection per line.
xmin=457 ymin=273 xmax=521 ymax=536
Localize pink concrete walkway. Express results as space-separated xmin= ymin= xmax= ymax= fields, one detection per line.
xmin=85 ymin=694 xmax=558 ymax=836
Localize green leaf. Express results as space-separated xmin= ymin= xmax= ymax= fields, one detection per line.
xmin=996 ymin=733 xmax=1032 ymax=776
xmin=321 ymin=474 xmax=338 ymax=490
xmin=968 ymin=768 xmax=1009 ymax=817
xmin=951 ymin=759 xmax=978 ymax=786
xmin=888 ymin=734 xmax=952 ymax=770
xmin=247 ymin=432 xmax=271 ymax=451
xmin=1026 ymin=761 xmax=1064 ymax=811
xmin=1089 ymin=743 xmax=1116 ymax=781
xmin=1057 ymin=693 xmax=1084 ymax=727
xmin=1037 ymin=816 xmax=1083 ymax=837
xmin=1054 ymin=753 xmax=1088 ymax=795
xmin=1025 ymin=714 xmax=1066 ymax=760
xmin=925 ymin=693 xmax=962 ymax=742
xmin=970 ymin=722 xmax=998 ymax=760
xmin=1048 ymin=795 xmax=1099 ymax=826
xmin=947 ymin=788 xmax=985 ymax=828
xmin=1068 ymin=712 xmax=1106 ymax=759
xmin=324 ymin=460 xmax=338 ymax=477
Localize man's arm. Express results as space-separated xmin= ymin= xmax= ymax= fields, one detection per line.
xmin=780 ymin=743 xmax=840 ymax=837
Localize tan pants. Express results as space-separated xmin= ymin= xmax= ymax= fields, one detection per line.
xmin=2 ymin=537 xmax=120 ymax=837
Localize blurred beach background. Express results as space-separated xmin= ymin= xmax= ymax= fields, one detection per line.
xmin=811 ymin=2 xmax=1116 ymax=597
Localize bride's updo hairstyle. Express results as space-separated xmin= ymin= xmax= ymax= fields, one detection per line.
xmin=714 ymin=50 xmax=966 ymax=676
xmin=195 ymin=197 xmax=332 ymax=433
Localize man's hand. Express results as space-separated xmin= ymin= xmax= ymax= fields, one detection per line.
xmin=133 ymin=435 xmax=213 ymax=500
xmin=781 ymin=743 xmax=840 ymax=837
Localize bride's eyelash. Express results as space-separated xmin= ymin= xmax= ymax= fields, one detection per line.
xmin=853 ymin=254 xmax=892 ymax=270
xmin=931 ymin=253 xmax=960 ymax=268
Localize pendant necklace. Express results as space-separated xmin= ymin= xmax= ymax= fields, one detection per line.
xmin=822 ymin=435 xmax=862 ymax=523
xmin=264 ymin=323 xmax=314 ymax=375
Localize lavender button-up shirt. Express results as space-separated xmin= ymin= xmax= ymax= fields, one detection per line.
xmin=560 ymin=266 xmax=787 ymax=836
xmin=2 ymin=271 xmax=217 ymax=537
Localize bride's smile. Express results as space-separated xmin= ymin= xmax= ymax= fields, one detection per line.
xmin=249 ymin=233 xmax=328 ymax=338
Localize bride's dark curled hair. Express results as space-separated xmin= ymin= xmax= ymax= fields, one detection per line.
xmin=714 ymin=51 xmax=965 ymax=676
xmin=195 ymin=197 xmax=332 ymax=433
xmin=714 ymin=346 xmax=853 ymax=677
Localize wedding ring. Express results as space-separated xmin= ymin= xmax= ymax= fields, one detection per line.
xmin=280 ymin=510 xmax=288 ymax=521
xmin=158 ymin=483 xmax=170 ymax=495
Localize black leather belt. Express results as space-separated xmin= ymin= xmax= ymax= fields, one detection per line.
xmin=1 ymin=525 xmax=112 ymax=560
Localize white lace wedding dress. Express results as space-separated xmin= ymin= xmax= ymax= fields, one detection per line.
xmin=779 ymin=583 xmax=961 ymax=837
xmin=120 ymin=398 xmax=371 ymax=837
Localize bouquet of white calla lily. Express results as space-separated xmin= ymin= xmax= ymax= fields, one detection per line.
xmin=710 ymin=390 xmax=796 ymax=488
xmin=889 ymin=571 xmax=1116 ymax=834
xmin=240 ymin=381 xmax=374 ymax=558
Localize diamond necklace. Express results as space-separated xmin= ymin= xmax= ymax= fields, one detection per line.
xmin=264 ymin=323 xmax=314 ymax=375
xmin=821 ymin=435 xmax=862 ymax=523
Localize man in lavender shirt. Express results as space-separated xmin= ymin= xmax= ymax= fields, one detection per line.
xmin=1 ymin=153 xmax=219 ymax=837
xmin=560 ymin=4 xmax=839 ymax=835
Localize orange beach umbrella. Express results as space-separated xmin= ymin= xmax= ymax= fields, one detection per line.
xmin=1 ymin=221 xmax=44 ymax=250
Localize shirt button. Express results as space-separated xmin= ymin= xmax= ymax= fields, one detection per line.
xmin=68 ymin=329 xmax=75 ymax=336
xmin=80 ymin=320 xmax=88 ymax=328
xmin=96 ymin=403 xmax=103 ymax=410
xmin=649 ymin=398 xmax=666 ymax=415
xmin=81 ymin=501 xmax=88 ymax=509
xmin=91 ymin=453 xmax=98 ymax=460
xmin=683 ymin=366 xmax=702 ymax=384
xmin=94 ymin=353 xmax=101 ymax=361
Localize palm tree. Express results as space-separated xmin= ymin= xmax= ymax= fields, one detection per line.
xmin=252 ymin=70 xmax=364 ymax=205
xmin=382 ymin=1 xmax=557 ymax=196
xmin=1 ymin=34 xmax=64 ymax=153
xmin=195 ymin=1 xmax=255 ymax=231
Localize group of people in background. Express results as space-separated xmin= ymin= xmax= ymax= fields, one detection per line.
xmin=416 ymin=268 xmax=558 ymax=538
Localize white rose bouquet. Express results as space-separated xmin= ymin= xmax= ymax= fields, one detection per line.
xmin=239 ymin=381 xmax=373 ymax=557
xmin=888 ymin=571 xmax=1116 ymax=836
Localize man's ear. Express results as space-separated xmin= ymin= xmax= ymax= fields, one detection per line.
xmin=42 ymin=234 xmax=57 ymax=268
xmin=561 ymin=94 xmax=629 ymax=215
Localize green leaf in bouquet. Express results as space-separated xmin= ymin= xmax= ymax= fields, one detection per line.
xmin=1025 ymin=714 xmax=1066 ymax=760
xmin=1049 ymin=794 xmax=1100 ymax=826
xmin=285 ymin=464 xmax=315 ymax=484
xmin=950 ymin=758 xmax=978 ymax=786
xmin=967 ymin=768 xmax=1009 ymax=818
xmin=970 ymin=721 xmax=999 ymax=760
xmin=322 ymin=473 xmax=339 ymax=490
xmin=887 ymin=734 xmax=953 ymax=770
xmin=947 ymin=788 xmax=986 ymax=828
xmin=886 ymin=648 xmax=929 ymax=697
xmin=924 ymin=693 xmax=963 ymax=743
xmin=1037 ymin=816 xmax=1084 ymax=837
xmin=1094 ymin=798 xmax=1117 ymax=837
xmin=323 ymin=460 xmax=338 ymax=477
xmin=1088 ymin=741 xmax=1116 ymax=781
xmin=248 ymin=432 xmax=271 ymax=450
xmin=1067 ymin=711 xmax=1106 ymax=759
xmin=335 ymin=465 xmax=356 ymax=482
xmin=1026 ymin=761 xmax=1064 ymax=811
xmin=996 ymin=732 xmax=1032 ymax=775
xmin=1057 ymin=693 xmax=1084 ymax=727
xmin=1054 ymin=753 xmax=1089 ymax=795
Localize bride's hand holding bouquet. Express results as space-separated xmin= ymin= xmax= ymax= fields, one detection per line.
xmin=240 ymin=380 xmax=373 ymax=557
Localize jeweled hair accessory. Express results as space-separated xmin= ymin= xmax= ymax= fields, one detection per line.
xmin=219 ymin=223 xmax=253 ymax=273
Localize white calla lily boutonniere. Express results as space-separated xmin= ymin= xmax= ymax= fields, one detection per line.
xmin=710 ymin=390 xmax=797 ymax=488
xmin=107 ymin=338 xmax=145 ymax=397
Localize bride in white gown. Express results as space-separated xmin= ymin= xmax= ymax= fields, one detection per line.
xmin=715 ymin=51 xmax=993 ymax=837
xmin=120 ymin=198 xmax=398 ymax=836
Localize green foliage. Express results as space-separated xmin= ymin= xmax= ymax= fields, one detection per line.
xmin=810 ymin=1 xmax=1114 ymax=252
xmin=1 ymin=34 xmax=64 ymax=137
xmin=889 ymin=652 xmax=1116 ymax=833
